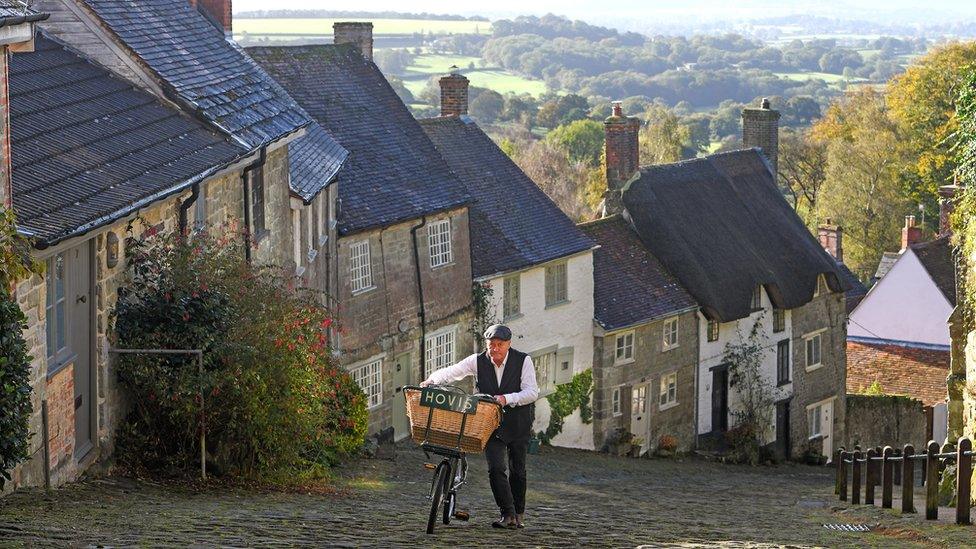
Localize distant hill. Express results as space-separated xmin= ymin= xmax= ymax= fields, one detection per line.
xmin=236 ymin=10 xmax=489 ymax=22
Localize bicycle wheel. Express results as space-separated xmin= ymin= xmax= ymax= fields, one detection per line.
xmin=443 ymin=491 xmax=455 ymax=525
xmin=427 ymin=463 xmax=448 ymax=534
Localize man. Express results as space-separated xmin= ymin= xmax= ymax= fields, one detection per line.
xmin=421 ymin=324 xmax=539 ymax=529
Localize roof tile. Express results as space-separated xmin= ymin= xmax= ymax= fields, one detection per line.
xmin=847 ymin=340 xmax=949 ymax=406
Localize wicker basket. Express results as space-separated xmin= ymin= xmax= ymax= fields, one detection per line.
xmin=404 ymin=388 xmax=502 ymax=453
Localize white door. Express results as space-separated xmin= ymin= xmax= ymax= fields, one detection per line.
xmin=821 ymin=400 xmax=833 ymax=458
xmin=630 ymin=384 xmax=649 ymax=453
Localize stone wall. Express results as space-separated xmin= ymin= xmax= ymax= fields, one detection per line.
xmin=592 ymin=310 xmax=699 ymax=453
xmin=845 ymin=394 xmax=928 ymax=450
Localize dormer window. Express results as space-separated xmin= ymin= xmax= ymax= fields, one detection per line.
xmin=751 ymin=286 xmax=762 ymax=310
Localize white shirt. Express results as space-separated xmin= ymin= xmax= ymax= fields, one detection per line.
xmin=424 ymin=351 xmax=540 ymax=407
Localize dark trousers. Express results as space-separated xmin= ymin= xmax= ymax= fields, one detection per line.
xmin=485 ymin=436 xmax=528 ymax=517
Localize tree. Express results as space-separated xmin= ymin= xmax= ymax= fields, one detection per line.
xmin=470 ymin=89 xmax=504 ymax=123
xmin=545 ymin=119 xmax=604 ymax=167
xmin=385 ymin=75 xmax=415 ymax=105
xmin=511 ymin=140 xmax=601 ymax=221
xmin=778 ymin=127 xmax=827 ymax=226
xmin=639 ymin=105 xmax=692 ymax=165
xmin=723 ymin=315 xmax=775 ymax=465
xmin=812 ymin=89 xmax=911 ymax=279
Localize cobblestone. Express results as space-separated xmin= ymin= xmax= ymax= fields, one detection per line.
xmin=0 ymin=443 xmax=966 ymax=547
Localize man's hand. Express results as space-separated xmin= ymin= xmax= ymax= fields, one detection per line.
xmin=494 ymin=395 xmax=507 ymax=406
xmin=420 ymin=379 xmax=432 ymax=387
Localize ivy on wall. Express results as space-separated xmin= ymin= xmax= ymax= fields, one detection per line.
xmin=951 ymin=69 xmax=976 ymax=332
xmin=538 ymin=369 xmax=592 ymax=444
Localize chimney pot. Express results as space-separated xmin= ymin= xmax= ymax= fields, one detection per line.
xmin=439 ymin=70 xmax=469 ymax=117
xmin=901 ymin=214 xmax=923 ymax=251
xmin=334 ymin=22 xmax=374 ymax=61
xmin=818 ymin=219 xmax=843 ymax=262
xmin=603 ymin=102 xmax=641 ymax=217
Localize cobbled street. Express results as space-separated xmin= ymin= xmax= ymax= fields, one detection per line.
xmin=1 ymin=443 xmax=973 ymax=548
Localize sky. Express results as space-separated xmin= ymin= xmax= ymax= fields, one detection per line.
xmin=233 ymin=0 xmax=976 ymax=25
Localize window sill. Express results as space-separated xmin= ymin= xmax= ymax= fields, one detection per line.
xmin=502 ymin=312 xmax=524 ymax=322
xmin=544 ymin=299 xmax=571 ymax=310
xmin=613 ymin=357 xmax=635 ymax=366
xmin=318 ymin=234 xmax=329 ymax=247
xmin=351 ymin=285 xmax=376 ymax=296
xmin=46 ymin=353 xmax=77 ymax=380
xmin=777 ymin=379 xmax=792 ymax=387
xmin=659 ymin=401 xmax=679 ymax=411
xmin=805 ymin=363 xmax=824 ymax=373
xmin=253 ymin=229 xmax=270 ymax=245
xmin=612 ymin=412 xmax=622 ymax=418
xmin=662 ymin=344 xmax=679 ymax=352
xmin=430 ymin=261 xmax=454 ymax=270
xmin=295 ymin=266 xmax=306 ymax=277
xmin=307 ymin=249 xmax=318 ymax=262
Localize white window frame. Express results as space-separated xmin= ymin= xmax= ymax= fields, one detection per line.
xmin=706 ymin=320 xmax=719 ymax=342
xmin=814 ymin=274 xmax=825 ymax=297
xmin=503 ymin=274 xmax=521 ymax=320
xmin=425 ymin=326 xmax=457 ymax=374
xmin=544 ymin=261 xmax=568 ymax=307
xmin=614 ymin=331 xmax=635 ymax=365
xmin=317 ymin=193 xmax=328 ymax=246
xmin=663 ymin=317 xmax=679 ymax=350
xmin=659 ymin=371 xmax=678 ymax=409
xmin=632 ymin=385 xmax=647 ymax=416
xmin=612 ymin=386 xmax=622 ymax=417
xmin=751 ymin=285 xmax=762 ymax=310
xmin=292 ymin=209 xmax=303 ymax=275
xmin=807 ymin=403 xmax=823 ymax=439
xmin=349 ymin=240 xmax=373 ymax=294
xmin=305 ymin=206 xmax=316 ymax=262
xmin=45 ymin=252 xmax=67 ymax=363
xmin=427 ymin=219 xmax=453 ymax=268
xmin=533 ymin=350 xmax=557 ymax=395
xmin=804 ymin=329 xmax=825 ymax=372
xmin=351 ymin=357 xmax=383 ymax=409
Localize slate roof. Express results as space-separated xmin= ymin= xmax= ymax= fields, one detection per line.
xmin=847 ymin=340 xmax=949 ymax=406
xmin=10 ymin=34 xmax=247 ymax=246
xmin=419 ymin=116 xmax=593 ymax=278
xmin=0 ymin=1 xmax=46 ymax=22
xmin=579 ymin=215 xmax=697 ymax=331
xmin=623 ymin=149 xmax=846 ymax=323
xmin=288 ymin=123 xmax=349 ymax=204
xmin=872 ymin=251 xmax=900 ymax=283
xmin=911 ymin=236 xmax=956 ymax=306
xmin=835 ymin=259 xmax=868 ymax=314
xmin=82 ymin=0 xmax=325 ymax=155
xmin=248 ymin=44 xmax=470 ymax=235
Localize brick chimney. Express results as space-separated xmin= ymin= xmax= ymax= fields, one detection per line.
xmin=742 ymin=97 xmax=780 ymax=175
xmin=938 ymin=183 xmax=962 ymax=237
xmin=901 ymin=215 xmax=923 ymax=251
xmin=818 ymin=218 xmax=843 ymax=262
xmin=189 ymin=0 xmax=232 ymax=36
xmin=439 ymin=66 xmax=469 ymax=117
xmin=603 ymin=101 xmax=641 ymax=217
xmin=334 ymin=22 xmax=373 ymax=61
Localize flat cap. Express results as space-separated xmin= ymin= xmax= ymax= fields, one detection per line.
xmin=483 ymin=324 xmax=512 ymax=341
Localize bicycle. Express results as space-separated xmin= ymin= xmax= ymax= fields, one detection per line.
xmin=401 ymin=384 xmax=502 ymax=534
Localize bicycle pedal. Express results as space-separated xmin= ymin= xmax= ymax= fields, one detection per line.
xmin=423 ymin=463 xmax=437 ymax=470
xmin=453 ymin=510 xmax=470 ymax=521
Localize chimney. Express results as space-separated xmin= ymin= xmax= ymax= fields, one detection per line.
xmin=901 ymin=215 xmax=923 ymax=251
xmin=818 ymin=218 xmax=843 ymax=262
xmin=189 ymin=0 xmax=233 ymax=36
xmin=938 ymin=183 xmax=962 ymax=237
xmin=334 ymin=22 xmax=373 ymax=61
xmin=439 ymin=66 xmax=469 ymax=117
xmin=603 ymin=101 xmax=641 ymax=217
xmin=742 ymin=97 xmax=780 ymax=175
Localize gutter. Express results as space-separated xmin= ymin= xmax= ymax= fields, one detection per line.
xmin=410 ymin=217 xmax=428 ymax=379
xmin=0 ymin=11 xmax=50 ymax=28
xmin=241 ymin=147 xmax=267 ymax=264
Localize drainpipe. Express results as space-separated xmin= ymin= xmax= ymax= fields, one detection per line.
xmin=241 ymin=147 xmax=267 ymax=263
xmin=177 ymin=183 xmax=201 ymax=235
xmin=410 ymin=217 xmax=428 ymax=378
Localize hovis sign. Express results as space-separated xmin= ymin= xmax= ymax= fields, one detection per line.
xmin=420 ymin=388 xmax=478 ymax=414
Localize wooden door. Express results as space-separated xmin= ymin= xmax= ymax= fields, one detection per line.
xmin=67 ymin=241 xmax=94 ymax=458
xmin=821 ymin=400 xmax=833 ymax=458
xmin=711 ymin=367 xmax=728 ymax=433
xmin=776 ymin=400 xmax=791 ymax=460
xmin=392 ymin=353 xmax=412 ymax=441
xmin=630 ymin=383 xmax=649 ymax=452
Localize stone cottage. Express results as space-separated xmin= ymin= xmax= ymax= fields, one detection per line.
xmin=419 ymin=73 xmax=597 ymax=449
xmin=249 ymin=24 xmax=476 ymax=437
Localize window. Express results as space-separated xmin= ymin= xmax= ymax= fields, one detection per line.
xmin=425 ymin=328 xmax=456 ymax=374
xmin=250 ymin=165 xmax=266 ymax=236
xmin=663 ymin=317 xmax=678 ymax=350
xmin=45 ymin=253 xmax=67 ymax=362
xmin=632 ymin=385 xmax=647 ymax=416
xmin=503 ymin=275 xmax=520 ymax=319
xmin=707 ymin=320 xmax=720 ymax=342
xmin=427 ymin=219 xmax=453 ymax=268
xmin=808 ymin=404 xmax=823 ymax=438
xmin=534 ymin=351 xmax=556 ymax=394
xmin=614 ymin=331 xmax=634 ymax=364
xmin=612 ymin=387 xmax=622 ymax=417
xmin=317 ymin=193 xmax=328 ymax=244
xmin=352 ymin=359 xmax=383 ymax=409
xmin=349 ymin=240 xmax=373 ymax=293
xmin=751 ymin=285 xmax=762 ymax=310
xmin=773 ymin=309 xmax=786 ymax=333
xmin=544 ymin=262 xmax=568 ymax=307
xmin=556 ymin=347 xmax=574 ymax=385
xmin=814 ymin=274 xmax=825 ymax=297
xmin=292 ymin=209 xmax=302 ymax=272
xmin=776 ymin=339 xmax=790 ymax=385
xmin=805 ymin=332 xmax=823 ymax=370
xmin=659 ymin=372 xmax=677 ymax=408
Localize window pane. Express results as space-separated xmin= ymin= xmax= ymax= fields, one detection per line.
xmin=545 ymin=263 xmax=567 ymax=306
xmin=428 ymin=220 xmax=453 ymax=268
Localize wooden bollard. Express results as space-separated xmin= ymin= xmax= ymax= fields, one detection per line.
xmin=893 ymin=448 xmax=902 ymax=486
xmin=882 ymin=446 xmax=893 ymax=509
xmin=852 ymin=450 xmax=862 ymax=505
xmin=840 ymin=451 xmax=849 ymax=501
xmin=835 ymin=448 xmax=845 ymax=495
xmin=957 ymin=437 xmax=972 ymax=526
xmin=865 ymin=448 xmax=877 ymax=505
xmin=926 ymin=440 xmax=940 ymax=520
xmin=902 ymin=444 xmax=915 ymax=513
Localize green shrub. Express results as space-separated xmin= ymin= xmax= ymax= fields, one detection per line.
xmin=113 ymin=228 xmax=367 ymax=477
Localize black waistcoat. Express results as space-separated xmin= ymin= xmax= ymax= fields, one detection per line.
xmin=476 ymin=349 xmax=535 ymax=442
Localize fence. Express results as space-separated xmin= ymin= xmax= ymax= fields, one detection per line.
xmin=835 ymin=438 xmax=973 ymax=525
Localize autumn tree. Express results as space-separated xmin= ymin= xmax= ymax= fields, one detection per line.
xmin=639 ymin=105 xmax=692 ymax=165
xmin=812 ymin=88 xmax=911 ymax=279
xmin=511 ymin=140 xmax=601 ymax=221
xmin=545 ymin=119 xmax=604 ymax=167
xmin=778 ymin=127 xmax=827 ymax=227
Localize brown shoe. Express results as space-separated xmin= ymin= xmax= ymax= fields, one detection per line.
xmin=491 ymin=515 xmax=517 ymax=529
xmin=516 ymin=514 xmax=525 ymax=529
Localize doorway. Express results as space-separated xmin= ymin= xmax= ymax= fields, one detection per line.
xmin=775 ymin=399 xmax=791 ymax=460
xmin=630 ymin=383 xmax=649 ymax=453
xmin=67 ymin=241 xmax=94 ymax=459
xmin=392 ymin=352 xmax=412 ymax=441
xmin=711 ymin=367 xmax=729 ymax=433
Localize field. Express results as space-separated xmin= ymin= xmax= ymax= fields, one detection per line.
xmin=401 ymin=54 xmax=549 ymax=97
xmin=234 ymin=18 xmax=491 ymax=38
